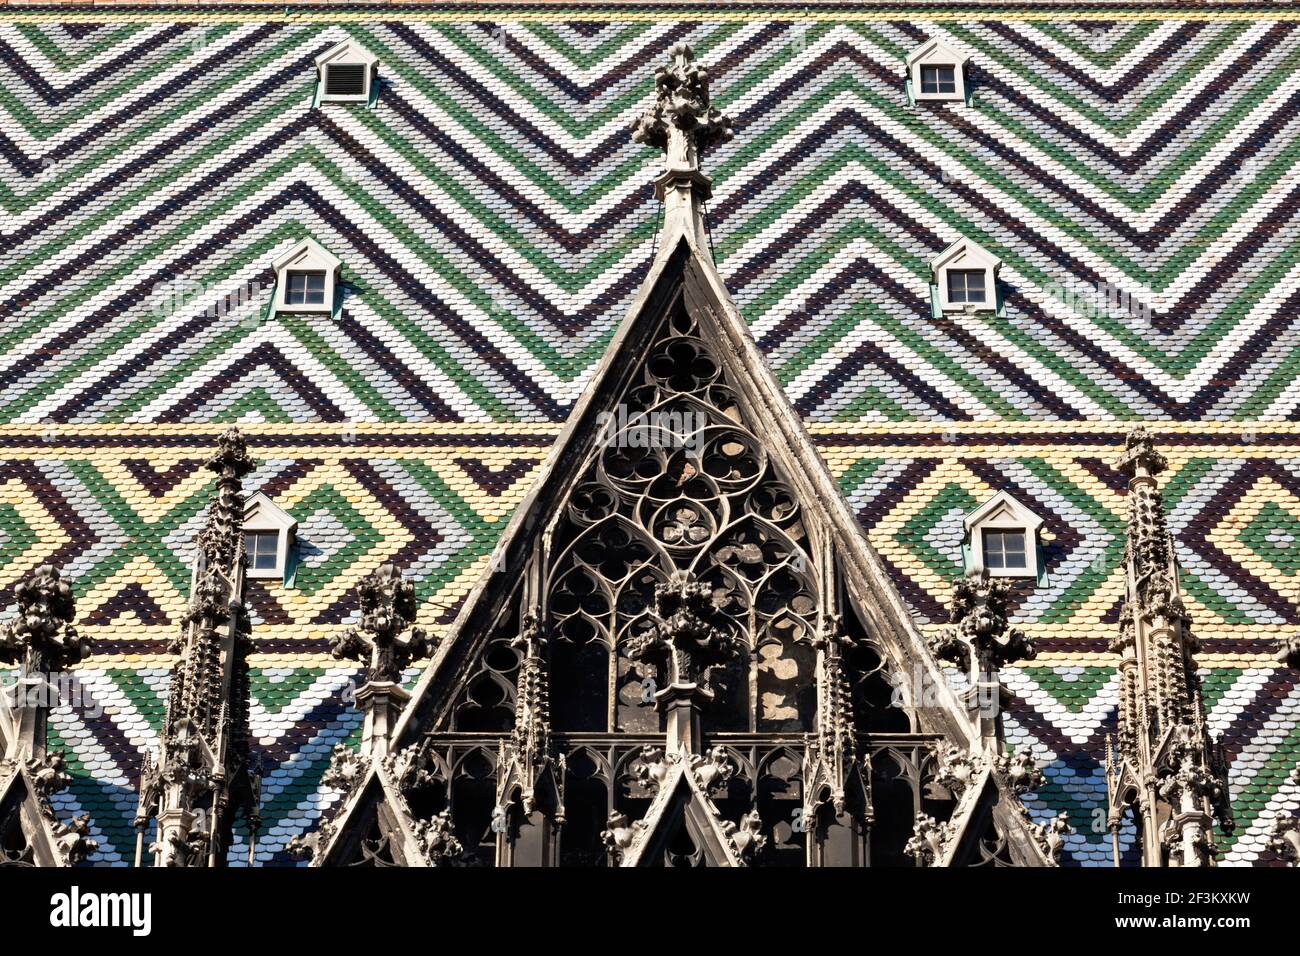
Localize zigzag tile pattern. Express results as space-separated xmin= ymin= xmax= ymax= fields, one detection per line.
xmin=0 ymin=423 xmax=1294 ymax=866
xmin=3 ymin=18 xmax=1300 ymax=422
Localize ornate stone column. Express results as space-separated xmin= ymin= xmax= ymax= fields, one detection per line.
xmin=1105 ymin=426 xmax=1233 ymax=867
xmin=134 ymin=427 xmax=260 ymax=867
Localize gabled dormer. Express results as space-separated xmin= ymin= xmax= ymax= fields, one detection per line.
xmin=962 ymin=491 xmax=1045 ymax=580
xmin=315 ymin=40 xmax=379 ymax=104
xmin=243 ymin=491 xmax=297 ymax=581
xmin=271 ymin=239 xmax=341 ymax=317
xmin=906 ymin=38 xmax=970 ymax=104
xmin=930 ymin=238 xmax=1001 ymax=315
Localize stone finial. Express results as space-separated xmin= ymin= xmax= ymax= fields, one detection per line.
xmin=412 ymin=810 xmax=464 ymax=866
xmin=1116 ymin=425 xmax=1167 ymax=480
xmin=626 ymin=570 xmax=740 ymax=674
xmin=631 ymin=42 xmax=733 ymax=164
xmin=196 ymin=426 xmax=254 ymax=569
xmin=330 ymin=564 xmax=438 ymax=685
xmin=206 ymin=425 xmax=255 ymax=481
xmin=0 ymin=565 xmax=87 ymax=674
xmin=1036 ymin=811 xmax=1074 ymax=865
xmin=904 ymin=812 xmax=953 ymax=867
xmin=930 ymin=569 xmax=1035 ymax=672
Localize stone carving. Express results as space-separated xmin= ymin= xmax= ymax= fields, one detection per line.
xmin=726 ymin=808 xmax=766 ymax=864
xmin=1267 ymin=766 xmax=1300 ymax=867
xmin=690 ymin=746 xmax=734 ymax=793
xmin=930 ymin=570 xmax=1035 ymax=674
xmin=52 ymin=814 xmax=99 ymax=866
xmin=1106 ymin=427 xmax=1233 ymax=867
xmin=627 ymin=572 xmax=742 ymax=676
xmin=994 ymin=748 xmax=1045 ymax=796
xmin=933 ymin=742 xmax=980 ymax=796
xmin=0 ymin=563 xmax=98 ymax=867
xmin=1268 ymin=815 xmax=1298 ymax=867
xmin=411 ymin=810 xmax=464 ymax=866
xmin=631 ymin=41 xmax=733 ymax=160
xmin=1032 ymin=811 xmax=1074 ymax=866
xmin=27 ymin=750 xmax=73 ymax=803
xmin=320 ymin=744 xmax=371 ymax=797
xmin=601 ymin=811 xmax=643 ymax=865
xmin=329 ymin=563 xmax=437 ymax=684
xmin=636 ymin=746 xmax=677 ymax=791
xmin=905 ymin=813 xmax=954 ymax=867
xmin=0 ymin=564 xmax=88 ymax=674
xmin=803 ymin=615 xmax=866 ymax=823
xmin=1117 ymin=426 xmax=1186 ymax=627
xmin=286 ymin=828 xmax=323 ymax=863
xmin=1275 ymin=633 xmax=1300 ymax=670
xmin=929 ymin=569 xmax=1034 ymax=751
xmin=136 ymin=428 xmax=261 ymax=867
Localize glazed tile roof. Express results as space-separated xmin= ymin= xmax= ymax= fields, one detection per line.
xmin=1 ymin=3 xmax=1297 ymax=866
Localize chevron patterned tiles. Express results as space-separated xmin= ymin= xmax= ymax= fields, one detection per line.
xmin=4 ymin=16 xmax=1300 ymax=423
xmin=1 ymin=7 xmax=1298 ymax=866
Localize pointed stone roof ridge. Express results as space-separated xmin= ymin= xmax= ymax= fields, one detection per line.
xmin=393 ymin=44 xmax=971 ymax=752
xmin=311 ymin=762 xmax=428 ymax=868
xmin=0 ymin=765 xmax=64 ymax=866
xmin=617 ymin=759 xmax=742 ymax=868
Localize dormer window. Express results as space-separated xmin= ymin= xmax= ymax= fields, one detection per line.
xmin=963 ymin=492 xmax=1044 ymax=580
xmin=243 ymin=491 xmax=297 ymax=581
xmin=946 ymin=269 xmax=987 ymax=306
xmin=316 ymin=40 xmax=378 ymax=103
xmin=272 ymin=239 xmax=340 ymax=316
xmin=245 ymin=531 xmax=281 ymax=573
xmin=907 ymin=39 xmax=970 ymax=103
xmin=921 ymin=65 xmax=957 ymax=96
xmin=286 ymin=270 xmax=326 ymax=307
xmin=982 ymin=530 xmax=1027 ymax=572
xmin=930 ymin=238 xmax=1000 ymax=314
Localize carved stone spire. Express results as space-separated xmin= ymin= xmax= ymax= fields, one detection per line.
xmin=0 ymin=564 xmax=98 ymax=867
xmin=1105 ymin=426 xmax=1232 ymax=867
xmin=626 ymin=569 xmax=741 ymax=755
xmin=800 ymin=530 xmax=869 ymax=865
xmin=508 ymin=613 xmax=552 ymax=791
xmin=930 ymin=569 xmax=1035 ymax=750
xmin=0 ymin=565 xmax=89 ymax=763
xmin=134 ymin=427 xmax=260 ymax=867
xmin=632 ymin=42 xmax=733 ymax=256
xmin=330 ymin=563 xmax=437 ymax=759
xmin=802 ymin=609 xmax=869 ymax=865
xmin=807 ymin=616 xmax=858 ymax=804
xmin=494 ymin=566 xmax=564 ymax=867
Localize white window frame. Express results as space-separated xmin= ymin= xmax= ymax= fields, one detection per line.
xmin=907 ymin=39 xmax=970 ymax=103
xmin=315 ymin=40 xmax=379 ymax=104
xmin=963 ymin=491 xmax=1044 ymax=579
xmin=243 ymin=491 xmax=297 ymax=580
xmin=271 ymin=238 xmax=341 ymax=316
xmin=931 ymin=238 xmax=1000 ymax=314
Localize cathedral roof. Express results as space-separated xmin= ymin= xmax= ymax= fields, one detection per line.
xmin=0 ymin=2 xmax=1296 ymax=866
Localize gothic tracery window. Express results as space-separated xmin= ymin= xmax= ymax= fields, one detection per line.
xmin=543 ymin=297 xmax=819 ymax=732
